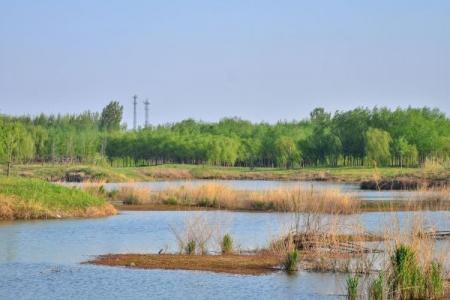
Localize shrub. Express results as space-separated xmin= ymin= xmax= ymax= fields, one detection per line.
xmin=221 ymin=234 xmax=233 ymax=254
xmin=283 ymin=250 xmax=298 ymax=272
xmin=185 ymin=240 xmax=196 ymax=255
xmin=163 ymin=197 xmax=178 ymax=205
xmin=346 ymin=276 xmax=359 ymax=300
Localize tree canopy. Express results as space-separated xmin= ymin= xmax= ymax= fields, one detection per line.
xmin=1 ymin=106 xmax=449 ymax=169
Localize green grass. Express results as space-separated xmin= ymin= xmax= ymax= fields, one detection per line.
xmin=346 ymin=276 xmax=359 ymax=300
xmin=0 ymin=176 xmax=115 ymax=220
xmin=221 ymin=234 xmax=233 ymax=254
xmin=388 ymin=244 xmax=445 ymax=299
xmin=4 ymin=163 xmax=441 ymax=183
xmin=282 ymin=250 xmax=299 ymax=273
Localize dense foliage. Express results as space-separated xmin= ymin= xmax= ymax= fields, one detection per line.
xmin=1 ymin=104 xmax=449 ymax=169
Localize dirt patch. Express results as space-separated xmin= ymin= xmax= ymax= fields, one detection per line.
xmin=87 ymin=253 xmax=283 ymax=275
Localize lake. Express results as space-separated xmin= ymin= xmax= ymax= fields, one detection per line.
xmin=1 ymin=209 xmax=448 ymax=300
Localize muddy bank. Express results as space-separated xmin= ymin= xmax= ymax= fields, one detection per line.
xmin=87 ymin=253 xmax=282 ymax=275
xmin=360 ymin=177 xmax=449 ymax=190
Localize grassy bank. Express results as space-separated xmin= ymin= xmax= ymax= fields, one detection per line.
xmin=0 ymin=177 xmax=116 ymax=220
xmin=6 ymin=163 xmax=449 ymax=184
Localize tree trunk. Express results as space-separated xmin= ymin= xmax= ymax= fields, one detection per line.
xmin=6 ymin=161 xmax=11 ymax=176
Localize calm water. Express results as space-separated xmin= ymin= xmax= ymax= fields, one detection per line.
xmin=70 ymin=179 xmax=441 ymax=201
xmin=0 ymin=210 xmax=449 ymax=300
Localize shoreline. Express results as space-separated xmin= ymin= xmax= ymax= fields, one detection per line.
xmin=115 ymin=199 xmax=450 ymax=213
xmin=86 ymin=253 xmax=283 ymax=275
xmin=8 ymin=163 xmax=450 ymax=190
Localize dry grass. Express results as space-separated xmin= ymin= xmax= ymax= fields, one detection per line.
xmin=114 ymin=183 xmax=450 ymax=213
xmin=116 ymin=186 xmax=151 ymax=205
xmin=117 ymin=183 xmax=361 ymax=214
xmin=87 ymin=253 xmax=282 ymax=275
xmin=0 ymin=194 xmax=116 ymax=220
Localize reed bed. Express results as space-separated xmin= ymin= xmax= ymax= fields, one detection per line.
xmin=115 ymin=183 xmax=361 ymax=214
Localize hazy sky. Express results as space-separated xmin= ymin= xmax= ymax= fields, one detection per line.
xmin=1 ymin=0 xmax=449 ymax=126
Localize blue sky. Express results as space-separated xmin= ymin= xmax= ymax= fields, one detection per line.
xmin=1 ymin=0 xmax=449 ymax=126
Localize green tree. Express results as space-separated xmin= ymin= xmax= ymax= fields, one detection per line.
xmin=365 ymin=128 xmax=392 ymax=167
xmin=100 ymin=101 xmax=123 ymax=131
xmin=0 ymin=121 xmax=34 ymax=176
xmin=274 ymin=136 xmax=300 ymax=168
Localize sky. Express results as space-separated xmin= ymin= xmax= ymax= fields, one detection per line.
xmin=1 ymin=0 xmax=450 ymax=127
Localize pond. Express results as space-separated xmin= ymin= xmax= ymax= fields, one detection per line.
xmin=0 ymin=210 xmax=448 ymax=299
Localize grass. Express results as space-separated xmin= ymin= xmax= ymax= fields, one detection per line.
xmin=114 ymin=183 xmax=449 ymax=213
xmin=387 ymin=244 xmax=445 ymax=299
xmin=221 ymin=234 xmax=233 ymax=254
xmin=87 ymin=253 xmax=282 ymax=275
xmin=116 ymin=186 xmax=150 ymax=205
xmin=0 ymin=176 xmax=116 ymax=220
xmin=116 ymin=183 xmax=360 ymax=214
xmin=369 ymin=272 xmax=385 ymax=300
xmin=346 ymin=276 xmax=359 ymax=300
xmin=282 ymin=250 xmax=299 ymax=272
xmin=7 ymin=163 xmax=449 ymax=184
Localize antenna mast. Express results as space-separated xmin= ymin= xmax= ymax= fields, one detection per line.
xmin=143 ymin=99 xmax=150 ymax=128
xmin=133 ymin=95 xmax=138 ymax=130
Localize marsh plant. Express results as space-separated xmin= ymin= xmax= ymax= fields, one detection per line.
xmin=346 ymin=276 xmax=359 ymax=300
xmin=221 ymin=234 xmax=233 ymax=254
xmin=283 ymin=250 xmax=299 ymax=273
xmin=170 ymin=213 xmax=229 ymax=255
xmin=387 ymin=244 xmax=445 ymax=299
xmin=368 ymin=272 xmax=385 ymax=300
xmin=185 ymin=240 xmax=196 ymax=255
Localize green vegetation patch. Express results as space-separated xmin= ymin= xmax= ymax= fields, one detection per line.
xmin=0 ymin=176 xmax=106 ymax=212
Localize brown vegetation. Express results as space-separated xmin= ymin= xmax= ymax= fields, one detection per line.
xmin=113 ymin=183 xmax=360 ymax=214
xmin=87 ymin=253 xmax=282 ymax=275
xmin=111 ymin=183 xmax=450 ymax=213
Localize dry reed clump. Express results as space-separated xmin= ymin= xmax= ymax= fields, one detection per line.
xmin=116 ymin=186 xmax=151 ymax=205
xmin=152 ymin=184 xmax=360 ymax=214
xmin=169 ymin=213 xmax=232 ymax=255
xmin=412 ymin=186 xmax=450 ymax=204
xmin=80 ymin=180 xmax=108 ymax=197
xmin=269 ymin=207 xmax=381 ymax=274
xmin=146 ymin=169 xmax=193 ymax=180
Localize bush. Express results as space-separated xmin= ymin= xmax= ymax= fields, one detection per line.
xmin=163 ymin=197 xmax=178 ymax=205
xmin=221 ymin=234 xmax=233 ymax=254
xmin=346 ymin=276 xmax=359 ymax=300
xmin=283 ymin=250 xmax=298 ymax=272
xmin=185 ymin=240 xmax=196 ymax=255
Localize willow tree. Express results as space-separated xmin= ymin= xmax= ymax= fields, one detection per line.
xmin=0 ymin=121 xmax=34 ymax=176
xmin=365 ymin=128 xmax=392 ymax=167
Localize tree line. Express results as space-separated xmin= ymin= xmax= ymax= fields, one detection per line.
xmin=1 ymin=103 xmax=450 ymax=173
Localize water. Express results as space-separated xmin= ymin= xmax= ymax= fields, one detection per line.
xmin=67 ymin=179 xmax=440 ymax=201
xmin=1 ymin=210 xmax=448 ymax=299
